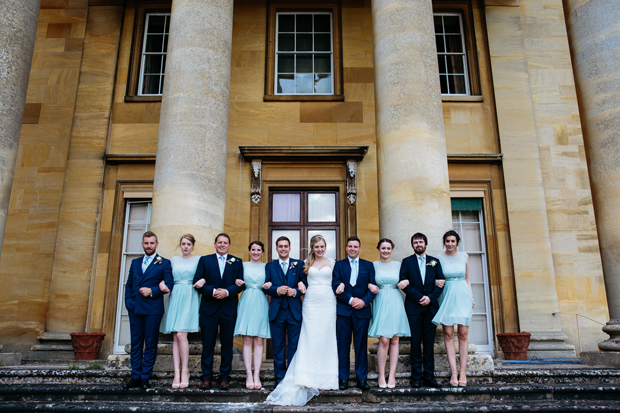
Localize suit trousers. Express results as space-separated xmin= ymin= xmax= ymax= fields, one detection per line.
xmin=269 ymin=305 xmax=302 ymax=383
xmin=199 ymin=310 xmax=235 ymax=382
xmin=128 ymin=312 xmax=163 ymax=380
xmin=336 ymin=312 xmax=370 ymax=382
xmin=408 ymin=306 xmax=437 ymax=381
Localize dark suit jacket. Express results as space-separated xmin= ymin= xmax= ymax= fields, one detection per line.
xmin=265 ymin=258 xmax=306 ymax=322
xmin=193 ymin=253 xmax=244 ymax=317
xmin=124 ymin=254 xmax=173 ymax=315
xmin=332 ymin=258 xmax=376 ymax=319
xmin=399 ymin=254 xmax=445 ymax=315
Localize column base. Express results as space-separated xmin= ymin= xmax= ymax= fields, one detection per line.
xmin=599 ymin=319 xmax=620 ymax=351
xmin=527 ymin=331 xmax=576 ymax=358
xmin=580 ymin=350 xmax=620 ymax=367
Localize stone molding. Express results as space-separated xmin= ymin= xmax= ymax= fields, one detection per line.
xmin=346 ymin=161 xmax=357 ymax=205
xmin=239 ymin=145 xmax=368 ymax=161
xmin=251 ymin=161 xmax=262 ymax=205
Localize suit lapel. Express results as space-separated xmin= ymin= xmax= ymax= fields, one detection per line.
xmin=343 ymin=259 xmax=352 ymax=286
xmin=138 ymin=254 xmax=157 ymax=284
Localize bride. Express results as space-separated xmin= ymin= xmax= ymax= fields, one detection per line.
xmin=266 ymin=235 xmax=338 ymax=406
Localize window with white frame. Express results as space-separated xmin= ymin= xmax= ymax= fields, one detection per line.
xmin=434 ymin=13 xmax=469 ymax=95
xmin=138 ymin=13 xmax=170 ymax=96
xmin=275 ymin=12 xmax=334 ymax=95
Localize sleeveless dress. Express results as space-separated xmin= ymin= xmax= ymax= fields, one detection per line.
xmin=368 ymin=261 xmax=411 ymax=338
xmin=266 ymin=259 xmax=338 ymax=406
xmin=432 ymin=252 xmax=473 ymax=327
xmin=234 ymin=262 xmax=270 ymax=338
xmin=160 ymin=255 xmax=200 ymax=333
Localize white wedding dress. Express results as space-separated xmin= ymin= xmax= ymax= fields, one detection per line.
xmin=266 ymin=261 xmax=338 ymax=406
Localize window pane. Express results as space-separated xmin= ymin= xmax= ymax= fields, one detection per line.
xmin=278 ymin=33 xmax=295 ymax=51
xmin=314 ymin=34 xmax=331 ymax=51
xmin=163 ymin=34 xmax=168 ymax=53
xmin=296 ymin=33 xmax=312 ymax=51
xmin=448 ymin=75 xmax=467 ymax=94
xmin=435 ymin=35 xmax=445 ymax=53
xmin=470 ymin=315 xmax=489 ymax=345
xmin=452 ymin=211 xmax=459 ymax=221
xmin=296 ymin=73 xmax=313 ymax=93
xmin=296 ymin=54 xmax=313 ymax=73
xmin=446 ymin=55 xmax=464 ymax=74
xmin=443 ymin=15 xmax=461 ymax=34
xmin=277 ymin=74 xmax=294 ymax=93
xmin=308 ymin=230 xmax=337 ymax=260
xmin=434 ymin=15 xmax=443 ymax=33
xmin=145 ymin=34 xmax=164 ymax=52
xmin=472 ymin=284 xmax=486 ymax=312
xmin=314 ymin=74 xmax=332 ymax=93
xmin=445 ymin=35 xmax=463 ymax=53
xmin=165 ymin=15 xmax=170 ymax=33
xmin=439 ymin=74 xmax=448 ymax=94
xmin=460 ymin=210 xmax=478 ymax=222
xmin=468 ymin=253 xmax=484 ymax=283
xmin=272 ymin=230 xmax=301 ymax=260
xmin=296 ymin=14 xmax=312 ymax=32
xmin=462 ymin=223 xmax=482 ymax=251
xmin=272 ymin=193 xmax=300 ymax=222
xmin=314 ymin=54 xmax=331 ymax=73
xmin=147 ymin=15 xmax=166 ymax=34
xmin=143 ymin=54 xmax=163 ymax=74
xmin=308 ymin=193 xmax=336 ymax=222
xmin=127 ymin=225 xmax=147 ymax=253
xmin=142 ymin=75 xmax=160 ymax=95
xmin=314 ymin=14 xmax=330 ymax=32
xmin=278 ymin=14 xmax=294 ymax=32
xmin=437 ymin=55 xmax=446 ymax=74
xmin=278 ymin=54 xmax=294 ymax=73
xmin=160 ymin=75 xmax=165 ymax=91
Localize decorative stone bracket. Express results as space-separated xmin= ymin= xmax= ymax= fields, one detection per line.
xmin=346 ymin=160 xmax=357 ymax=205
xmin=251 ymin=161 xmax=261 ymax=205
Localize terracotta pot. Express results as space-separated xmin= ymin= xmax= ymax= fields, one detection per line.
xmin=70 ymin=332 xmax=106 ymax=360
xmin=496 ymin=332 xmax=531 ymax=360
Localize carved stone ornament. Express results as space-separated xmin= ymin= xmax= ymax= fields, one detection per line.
xmin=251 ymin=161 xmax=262 ymax=205
xmin=346 ymin=160 xmax=357 ymax=205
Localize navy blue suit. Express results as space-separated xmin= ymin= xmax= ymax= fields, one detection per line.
xmin=399 ymin=254 xmax=444 ymax=381
xmin=124 ymin=254 xmax=173 ymax=380
xmin=193 ymin=253 xmax=244 ymax=382
xmin=264 ymin=258 xmax=306 ymax=383
xmin=332 ymin=257 xmax=376 ymax=382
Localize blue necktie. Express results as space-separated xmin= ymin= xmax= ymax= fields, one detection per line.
xmin=350 ymin=259 xmax=358 ymax=287
xmin=219 ymin=256 xmax=226 ymax=278
xmin=418 ymin=255 xmax=426 ymax=283
xmin=142 ymin=255 xmax=150 ymax=272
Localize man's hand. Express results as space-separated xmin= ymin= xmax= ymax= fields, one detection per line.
xmin=351 ymin=297 xmax=365 ymax=309
xmin=262 ymin=282 xmax=273 ymax=290
xmin=159 ymin=280 xmax=170 ymax=293
xmin=235 ymin=279 xmax=245 ymax=286
xmin=277 ymin=285 xmax=289 ymax=296
xmin=335 ymin=283 xmax=345 ymax=294
xmin=286 ymin=288 xmax=296 ymax=297
xmin=193 ymin=278 xmax=206 ymax=289
xmin=397 ymin=280 xmax=410 ymax=290
xmin=139 ymin=287 xmax=152 ymax=297
xmin=368 ymin=284 xmax=379 ymax=294
xmin=213 ymin=288 xmax=228 ymax=299
xmin=297 ymin=282 xmax=306 ymax=294
xmin=419 ymin=296 xmax=431 ymax=306
xmin=435 ymin=279 xmax=445 ymax=288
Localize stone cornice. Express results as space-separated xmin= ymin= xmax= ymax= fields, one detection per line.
xmin=239 ymin=145 xmax=369 ymax=161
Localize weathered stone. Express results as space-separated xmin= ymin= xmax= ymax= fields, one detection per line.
xmin=580 ymin=351 xmax=620 ymax=368
xmin=369 ymin=353 xmax=493 ymax=374
xmin=0 ymin=353 xmax=22 ymax=366
xmin=107 ymin=351 xmax=244 ymax=372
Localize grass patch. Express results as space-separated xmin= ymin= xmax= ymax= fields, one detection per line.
xmin=86 ymin=363 xmax=104 ymax=370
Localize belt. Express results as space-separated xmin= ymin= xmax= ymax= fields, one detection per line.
xmin=379 ymin=284 xmax=397 ymax=289
xmin=446 ymin=277 xmax=465 ymax=282
xmin=174 ymin=280 xmax=192 ymax=285
xmin=246 ymin=284 xmax=262 ymax=289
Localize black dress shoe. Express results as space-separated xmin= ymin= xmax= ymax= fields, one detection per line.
xmin=219 ymin=380 xmax=229 ymax=390
xmin=410 ymin=379 xmax=422 ymax=388
xmin=422 ymin=377 xmax=441 ymax=388
xmin=122 ymin=378 xmax=141 ymax=390
xmin=141 ymin=379 xmax=151 ymax=389
xmin=357 ymin=380 xmax=370 ymax=390
xmin=338 ymin=380 xmax=349 ymax=390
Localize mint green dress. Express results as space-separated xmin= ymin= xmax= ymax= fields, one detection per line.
xmin=160 ymin=255 xmax=200 ymax=333
xmin=368 ymin=261 xmax=411 ymax=338
xmin=234 ymin=262 xmax=270 ymax=338
xmin=432 ymin=252 xmax=473 ymax=326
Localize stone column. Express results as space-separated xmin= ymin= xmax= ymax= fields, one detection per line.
xmin=150 ymin=0 xmax=234 ymax=256
xmin=0 ymin=0 xmax=40 ymax=258
xmin=372 ymin=0 xmax=452 ymax=260
xmin=564 ymin=0 xmax=620 ymax=354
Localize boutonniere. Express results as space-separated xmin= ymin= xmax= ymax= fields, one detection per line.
xmin=155 ymin=257 xmax=162 ymax=265
xmin=226 ymin=257 xmax=236 ymax=265
xmin=427 ymin=260 xmax=437 ymax=267
xmin=290 ymin=262 xmax=298 ymax=268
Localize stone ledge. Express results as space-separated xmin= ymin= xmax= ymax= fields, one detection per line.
xmin=580 ymin=351 xmax=620 ymax=368
xmin=0 ymin=353 xmax=22 ymax=366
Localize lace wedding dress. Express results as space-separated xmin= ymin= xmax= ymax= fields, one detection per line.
xmin=266 ymin=260 xmax=338 ymax=406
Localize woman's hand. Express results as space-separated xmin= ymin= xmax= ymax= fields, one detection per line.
xmin=193 ymin=278 xmax=206 ymax=289
xmin=397 ymin=280 xmax=410 ymax=290
xmin=472 ymin=299 xmax=476 ymax=308
xmin=435 ymin=279 xmax=446 ymax=288
xmin=159 ymin=280 xmax=170 ymax=293
xmin=262 ymin=282 xmax=272 ymax=290
xmin=335 ymin=283 xmax=345 ymax=294
xmin=235 ymin=279 xmax=245 ymax=286
xmin=368 ymin=284 xmax=379 ymax=294
xmin=298 ymin=282 xmax=306 ymax=294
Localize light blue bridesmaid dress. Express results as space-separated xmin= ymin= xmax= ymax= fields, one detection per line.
xmin=368 ymin=261 xmax=411 ymax=338
xmin=160 ymin=255 xmax=200 ymax=333
xmin=234 ymin=262 xmax=271 ymax=338
xmin=432 ymin=252 xmax=473 ymax=326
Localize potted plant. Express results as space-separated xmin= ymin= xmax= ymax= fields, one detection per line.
xmin=70 ymin=332 xmax=106 ymax=360
xmin=496 ymin=332 xmax=531 ymax=360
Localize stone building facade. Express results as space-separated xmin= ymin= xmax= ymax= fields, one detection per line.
xmin=0 ymin=0 xmax=618 ymax=359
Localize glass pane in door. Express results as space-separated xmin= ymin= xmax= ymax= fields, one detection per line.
xmin=307 ymin=229 xmax=336 ymax=259
xmin=271 ymin=230 xmax=301 ymax=260
xmin=308 ymin=193 xmax=336 ymax=222
xmin=273 ymin=193 xmax=301 ymax=222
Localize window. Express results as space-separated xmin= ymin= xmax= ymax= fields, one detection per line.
xmin=268 ymin=190 xmax=340 ymax=260
xmin=265 ymin=2 xmax=343 ymax=101
xmin=138 ymin=13 xmax=170 ymax=96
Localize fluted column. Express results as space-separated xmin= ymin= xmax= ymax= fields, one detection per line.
xmin=150 ymin=0 xmax=234 ymax=256
xmin=565 ymin=0 xmax=620 ymax=352
xmin=0 ymin=0 xmax=40 ymax=258
xmin=372 ymin=0 xmax=452 ymax=259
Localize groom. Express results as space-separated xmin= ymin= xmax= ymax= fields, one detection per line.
xmin=332 ymin=236 xmax=376 ymax=390
xmin=399 ymin=232 xmax=444 ymax=388
xmin=265 ymin=236 xmax=306 ymax=388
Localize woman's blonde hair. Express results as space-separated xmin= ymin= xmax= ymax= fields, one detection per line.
xmin=303 ymin=234 xmax=327 ymax=274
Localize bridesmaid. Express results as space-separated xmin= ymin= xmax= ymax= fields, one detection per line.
xmin=234 ymin=241 xmax=272 ymax=389
xmin=432 ymin=230 xmax=475 ymax=387
xmin=159 ymin=234 xmax=201 ymax=388
xmin=367 ymin=238 xmax=411 ymax=388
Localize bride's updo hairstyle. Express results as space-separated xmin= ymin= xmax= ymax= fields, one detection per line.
xmin=376 ymin=238 xmax=395 ymax=250
xmin=442 ymin=230 xmax=461 ymax=246
xmin=303 ymin=234 xmax=327 ymax=274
